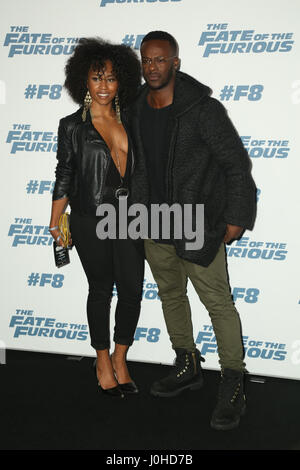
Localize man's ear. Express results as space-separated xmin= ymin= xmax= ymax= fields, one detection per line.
xmin=174 ymin=58 xmax=181 ymax=71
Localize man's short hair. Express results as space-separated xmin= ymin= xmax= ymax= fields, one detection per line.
xmin=141 ymin=31 xmax=179 ymax=56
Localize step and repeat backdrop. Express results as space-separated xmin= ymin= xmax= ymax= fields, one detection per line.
xmin=1 ymin=0 xmax=300 ymax=379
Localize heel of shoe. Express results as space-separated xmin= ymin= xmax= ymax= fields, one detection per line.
xmin=93 ymin=359 xmax=124 ymax=398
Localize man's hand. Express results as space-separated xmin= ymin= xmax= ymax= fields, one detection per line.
xmin=224 ymin=224 xmax=243 ymax=243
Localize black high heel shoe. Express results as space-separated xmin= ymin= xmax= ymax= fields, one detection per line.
xmin=110 ymin=355 xmax=139 ymax=394
xmin=118 ymin=381 xmax=139 ymax=394
xmin=93 ymin=360 xmax=124 ymax=398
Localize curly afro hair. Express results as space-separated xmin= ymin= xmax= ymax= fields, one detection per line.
xmin=64 ymin=37 xmax=141 ymax=109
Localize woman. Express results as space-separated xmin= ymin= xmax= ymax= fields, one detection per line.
xmin=49 ymin=38 xmax=144 ymax=398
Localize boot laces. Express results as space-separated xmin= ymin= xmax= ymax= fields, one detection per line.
xmin=174 ymin=353 xmax=190 ymax=378
xmin=218 ymin=373 xmax=241 ymax=405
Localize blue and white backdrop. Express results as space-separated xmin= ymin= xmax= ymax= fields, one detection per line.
xmin=1 ymin=0 xmax=300 ymax=380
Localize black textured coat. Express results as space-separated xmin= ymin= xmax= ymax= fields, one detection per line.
xmin=129 ymin=71 xmax=257 ymax=267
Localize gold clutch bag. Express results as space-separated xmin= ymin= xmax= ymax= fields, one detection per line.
xmin=58 ymin=212 xmax=71 ymax=248
xmin=53 ymin=212 xmax=71 ymax=268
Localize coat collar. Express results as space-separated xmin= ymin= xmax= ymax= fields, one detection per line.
xmin=133 ymin=71 xmax=212 ymax=118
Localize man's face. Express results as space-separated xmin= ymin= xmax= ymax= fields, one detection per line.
xmin=141 ymin=39 xmax=178 ymax=90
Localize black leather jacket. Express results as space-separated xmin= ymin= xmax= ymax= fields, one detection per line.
xmin=52 ymin=107 xmax=134 ymax=215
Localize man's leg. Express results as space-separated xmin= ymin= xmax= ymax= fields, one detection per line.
xmin=144 ymin=239 xmax=204 ymax=396
xmin=144 ymin=239 xmax=194 ymax=351
xmin=181 ymin=243 xmax=246 ymax=430
xmin=182 ymin=243 xmax=245 ymax=371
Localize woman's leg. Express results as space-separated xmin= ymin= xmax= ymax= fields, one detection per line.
xmin=95 ymin=349 xmax=118 ymax=389
xmin=111 ymin=239 xmax=144 ymax=383
xmin=70 ymin=212 xmax=117 ymax=388
xmin=111 ymin=344 xmax=131 ymax=384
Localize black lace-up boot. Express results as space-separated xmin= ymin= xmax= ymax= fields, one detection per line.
xmin=150 ymin=348 xmax=204 ymax=397
xmin=210 ymin=368 xmax=246 ymax=430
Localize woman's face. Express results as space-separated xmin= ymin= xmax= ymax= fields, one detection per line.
xmin=87 ymin=60 xmax=119 ymax=108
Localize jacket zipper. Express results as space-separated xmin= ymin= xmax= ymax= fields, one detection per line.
xmin=166 ymin=119 xmax=177 ymax=204
xmin=191 ymin=352 xmax=197 ymax=374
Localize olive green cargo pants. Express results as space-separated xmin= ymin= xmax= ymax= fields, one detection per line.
xmin=144 ymin=239 xmax=245 ymax=371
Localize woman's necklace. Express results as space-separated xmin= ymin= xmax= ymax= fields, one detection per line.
xmin=114 ymin=147 xmax=129 ymax=200
xmin=90 ymin=109 xmax=129 ymax=199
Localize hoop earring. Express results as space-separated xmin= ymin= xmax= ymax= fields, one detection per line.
xmin=82 ymin=90 xmax=92 ymax=122
xmin=115 ymin=93 xmax=121 ymax=124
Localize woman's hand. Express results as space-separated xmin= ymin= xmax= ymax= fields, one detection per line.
xmin=49 ymin=227 xmax=65 ymax=247
xmin=49 ymin=197 xmax=70 ymax=247
xmin=50 ymin=227 xmax=73 ymax=247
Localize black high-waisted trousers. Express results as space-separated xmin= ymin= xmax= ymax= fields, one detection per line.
xmin=70 ymin=211 xmax=144 ymax=350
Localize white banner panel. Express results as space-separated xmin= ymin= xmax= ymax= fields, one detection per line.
xmin=1 ymin=0 xmax=300 ymax=380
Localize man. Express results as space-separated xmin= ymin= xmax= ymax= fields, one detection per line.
xmin=129 ymin=31 xmax=256 ymax=431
